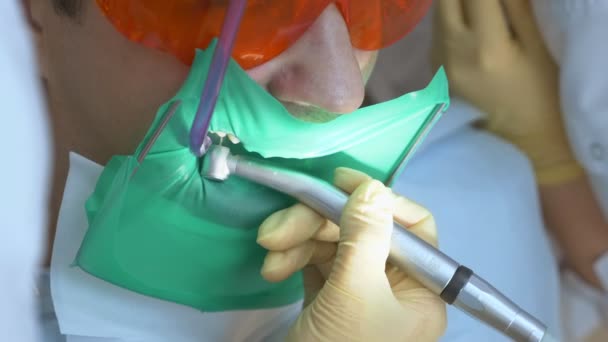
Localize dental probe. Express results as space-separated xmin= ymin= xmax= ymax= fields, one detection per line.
xmin=202 ymin=145 xmax=549 ymax=342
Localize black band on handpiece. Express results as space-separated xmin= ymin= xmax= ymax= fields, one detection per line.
xmin=440 ymin=266 xmax=474 ymax=304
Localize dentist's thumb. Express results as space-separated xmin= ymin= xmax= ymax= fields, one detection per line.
xmin=327 ymin=176 xmax=396 ymax=297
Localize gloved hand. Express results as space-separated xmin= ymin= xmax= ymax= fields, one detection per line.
xmin=257 ymin=168 xmax=446 ymax=341
xmin=432 ymin=0 xmax=583 ymax=185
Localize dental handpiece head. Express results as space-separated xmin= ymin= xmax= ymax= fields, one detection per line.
xmin=202 ymin=145 xmax=549 ymax=342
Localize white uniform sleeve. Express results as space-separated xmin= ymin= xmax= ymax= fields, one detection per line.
xmin=559 ymin=7 xmax=608 ymax=176
xmin=0 ymin=1 xmax=51 ymax=342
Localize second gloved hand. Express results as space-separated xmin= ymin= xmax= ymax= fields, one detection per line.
xmin=432 ymin=0 xmax=583 ymax=185
xmin=257 ymin=168 xmax=446 ymax=341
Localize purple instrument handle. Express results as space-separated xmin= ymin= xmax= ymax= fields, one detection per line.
xmin=189 ymin=0 xmax=247 ymax=156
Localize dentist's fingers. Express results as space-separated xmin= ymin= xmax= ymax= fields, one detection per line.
xmin=393 ymin=196 xmax=438 ymax=248
xmin=335 ymin=168 xmax=437 ymax=248
xmin=462 ymin=0 xmax=512 ymax=46
xmin=259 ymin=168 xmax=437 ymax=284
xmin=261 ymin=240 xmax=337 ymax=282
xmin=333 ymin=167 xmax=373 ymax=192
xmin=435 ymin=0 xmax=466 ymax=33
xmin=257 ymin=203 xmax=340 ymax=251
xmin=502 ymin=0 xmax=542 ymax=49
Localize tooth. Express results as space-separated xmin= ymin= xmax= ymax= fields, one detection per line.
xmin=227 ymin=133 xmax=240 ymax=144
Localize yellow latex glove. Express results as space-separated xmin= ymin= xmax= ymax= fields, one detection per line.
xmin=432 ymin=0 xmax=583 ymax=185
xmin=257 ymin=168 xmax=446 ymax=342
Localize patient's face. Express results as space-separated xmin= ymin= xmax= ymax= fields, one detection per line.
xmin=36 ymin=1 xmax=377 ymax=163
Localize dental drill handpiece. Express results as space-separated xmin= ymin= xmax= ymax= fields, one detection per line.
xmin=203 ymin=145 xmax=549 ymax=342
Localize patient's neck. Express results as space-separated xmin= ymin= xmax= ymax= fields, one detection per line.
xmin=44 ymin=106 xmax=106 ymax=267
xmin=45 ymin=145 xmax=68 ymax=267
